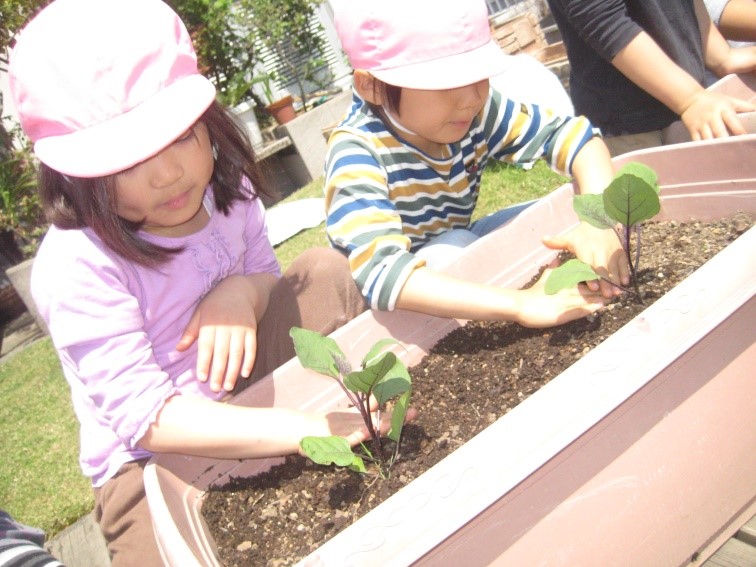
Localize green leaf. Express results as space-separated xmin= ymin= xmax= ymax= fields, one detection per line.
xmin=617 ymin=162 xmax=659 ymax=190
xmin=603 ymin=163 xmax=661 ymax=227
xmin=289 ymin=327 xmax=346 ymax=379
xmin=300 ymin=436 xmax=365 ymax=472
xmin=372 ymin=357 xmax=411 ymax=405
xmin=345 ymin=352 xmax=411 ymax=404
xmin=388 ymin=389 xmax=412 ymax=443
xmin=544 ymin=259 xmax=600 ymax=295
xmin=361 ymin=338 xmax=401 ymax=367
xmin=573 ymin=193 xmax=615 ymax=229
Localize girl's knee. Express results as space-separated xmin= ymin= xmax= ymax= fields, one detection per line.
xmin=287 ymin=247 xmax=352 ymax=286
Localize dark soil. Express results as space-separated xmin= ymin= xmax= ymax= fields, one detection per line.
xmin=203 ymin=213 xmax=753 ymax=567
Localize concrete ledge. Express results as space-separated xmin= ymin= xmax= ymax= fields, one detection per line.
xmin=45 ymin=512 xmax=110 ymax=567
xmin=274 ymin=90 xmax=352 ymax=181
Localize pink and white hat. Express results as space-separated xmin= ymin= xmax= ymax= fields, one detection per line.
xmin=332 ymin=0 xmax=511 ymax=90
xmin=8 ymin=0 xmax=216 ymax=178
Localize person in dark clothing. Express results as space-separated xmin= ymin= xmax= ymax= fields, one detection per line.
xmin=547 ymin=0 xmax=756 ymax=154
xmin=0 ymin=509 xmax=63 ymax=566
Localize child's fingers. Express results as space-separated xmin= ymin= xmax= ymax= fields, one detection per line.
xmin=221 ymin=334 xmax=244 ymax=392
xmin=239 ymin=330 xmax=257 ymax=379
xmin=194 ymin=327 xmax=216 ymax=384
xmin=541 ymin=234 xmax=574 ymax=254
xmin=176 ymin=311 xmax=201 ymax=352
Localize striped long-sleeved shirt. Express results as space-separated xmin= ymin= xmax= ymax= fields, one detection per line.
xmin=324 ymin=87 xmax=599 ymax=311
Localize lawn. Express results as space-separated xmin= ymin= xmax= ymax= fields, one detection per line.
xmin=0 ymin=160 xmax=566 ymax=538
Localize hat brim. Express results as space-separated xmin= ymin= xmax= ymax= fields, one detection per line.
xmin=34 ymin=75 xmax=216 ymax=178
xmin=370 ymin=39 xmax=512 ymax=90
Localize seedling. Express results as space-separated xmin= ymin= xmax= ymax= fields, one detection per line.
xmin=290 ymin=327 xmax=412 ymax=477
xmin=545 ymin=162 xmax=660 ymax=300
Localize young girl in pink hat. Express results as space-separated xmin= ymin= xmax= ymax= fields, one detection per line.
xmin=326 ymin=0 xmax=630 ymax=325
xmin=8 ymin=0 xmax=391 ymax=563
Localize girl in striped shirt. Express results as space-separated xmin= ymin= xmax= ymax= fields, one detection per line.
xmin=326 ymin=0 xmax=630 ymax=327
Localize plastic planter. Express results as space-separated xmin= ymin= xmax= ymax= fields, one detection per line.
xmin=145 ymin=134 xmax=756 ymax=567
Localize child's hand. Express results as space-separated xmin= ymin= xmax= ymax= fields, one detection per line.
xmin=302 ymin=400 xmax=418 ymax=452
xmin=680 ymin=90 xmax=754 ymax=140
xmin=513 ymin=265 xmax=608 ymax=328
xmin=543 ymin=222 xmax=629 ymax=298
xmin=177 ymin=274 xmax=276 ymax=392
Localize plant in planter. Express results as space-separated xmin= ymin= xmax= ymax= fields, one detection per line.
xmin=251 ymin=71 xmax=298 ymax=126
xmin=545 ymin=161 xmax=660 ymax=298
xmin=290 ymin=327 xmax=412 ymax=476
xmin=144 ymin=135 xmax=756 ymax=567
xmin=241 ymin=0 xmax=331 ymax=115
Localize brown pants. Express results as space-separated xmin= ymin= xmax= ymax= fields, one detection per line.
xmin=602 ymin=126 xmax=682 ymax=158
xmin=94 ymin=247 xmax=366 ymax=566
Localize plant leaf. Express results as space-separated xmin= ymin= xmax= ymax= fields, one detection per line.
xmin=617 ymin=161 xmax=659 ymax=190
xmin=388 ymin=389 xmax=411 ymax=443
xmin=345 ymin=352 xmax=411 ymax=402
xmin=361 ymin=338 xmax=401 ymax=367
xmin=289 ymin=327 xmax=346 ymax=379
xmin=573 ymin=193 xmax=615 ymax=229
xmin=300 ymin=436 xmax=365 ymax=472
xmin=544 ymin=259 xmax=600 ymax=295
xmin=603 ymin=163 xmax=661 ymax=227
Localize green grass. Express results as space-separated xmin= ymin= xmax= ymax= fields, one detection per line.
xmin=0 ymin=338 xmax=94 ymax=536
xmin=0 ymin=159 xmax=566 ymax=537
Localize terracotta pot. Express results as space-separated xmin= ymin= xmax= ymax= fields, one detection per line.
xmin=265 ymin=95 xmax=297 ymax=125
xmin=144 ymin=133 xmax=756 ymax=566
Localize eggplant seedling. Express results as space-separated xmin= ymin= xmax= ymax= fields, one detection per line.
xmin=290 ymin=327 xmax=412 ymax=477
xmin=545 ymin=162 xmax=660 ymax=300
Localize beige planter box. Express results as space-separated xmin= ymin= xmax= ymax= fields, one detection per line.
xmin=145 ymin=133 xmax=756 ymax=566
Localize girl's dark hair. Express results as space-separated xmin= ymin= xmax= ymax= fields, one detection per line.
xmin=372 ymin=79 xmax=402 ymax=114
xmin=38 ymin=100 xmax=273 ymax=268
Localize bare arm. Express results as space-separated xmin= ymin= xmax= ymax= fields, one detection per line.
xmin=712 ymin=0 xmax=756 ymax=42
xmin=695 ymin=0 xmax=756 ymax=75
xmin=394 ymin=262 xmax=607 ymax=327
xmin=611 ymin=27 xmax=753 ymax=139
xmin=139 ymin=395 xmax=385 ymax=458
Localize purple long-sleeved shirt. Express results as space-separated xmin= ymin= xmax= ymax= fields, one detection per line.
xmin=31 ymin=189 xmax=280 ymax=487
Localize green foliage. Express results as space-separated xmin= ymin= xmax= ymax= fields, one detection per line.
xmin=546 ymin=162 xmax=661 ymax=296
xmin=0 ymin=0 xmax=51 ymax=65
xmin=0 ymin=121 xmax=45 ymax=260
xmin=544 ymin=258 xmax=600 ymax=295
xmin=169 ymin=0 xmax=261 ymax=107
xmin=290 ymin=327 xmax=411 ymax=476
xmin=300 ymin=436 xmax=367 ymax=473
xmin=602 ymin=162 xmax=660 ymax=227
xmin=240 ymin=0 xmax=329 ymax=110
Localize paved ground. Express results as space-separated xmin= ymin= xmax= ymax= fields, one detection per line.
xmin=44 ymin=512 xmax=111 ymax=566
xmin=0 ymin=310 xmax=44 ymax=362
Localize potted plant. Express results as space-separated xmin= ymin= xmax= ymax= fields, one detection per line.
xmin=0 ymin=115 xmax=46 ymax=324
xmin=252 ymin=71 xmax=297 ymax=126
xmin=242 ymin=0 xmax=331 ymax=116
xmin=144 ymin=132 xmax=756 ymax=566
